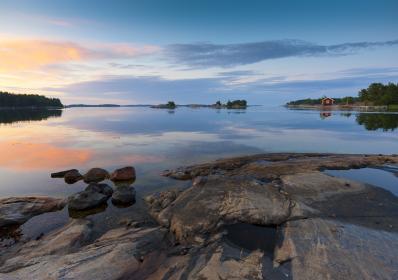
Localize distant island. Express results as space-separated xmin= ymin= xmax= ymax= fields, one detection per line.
xmin=0 ymin=91 xmax=63 ymax=108
xmin=151 ymin=100 xmax=248 ymax=109
xmin=286 ymin=83 xmax=398 ymax=111
xmin=150 ymin=101 xmax=177 ymax=109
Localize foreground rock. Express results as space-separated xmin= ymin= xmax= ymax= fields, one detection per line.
xmin=0 ymin=223 xmax=167 ymax=279
xmin=0 ymin=197 xmax=66 ymax=227
xmin=2 ymin=153 xmax=398 ymax=279
xmin=83 ymin=168 xmax=109 ymax=183
xmin=110 ymin=166 xmax=136 ymax=181
xmin=68 ymin=190 xmax=109 ymax=211
xmin=162 ymin=153 xmax=398 ymax=180
xmin=274 ymin=218 xmax=398 ymax=280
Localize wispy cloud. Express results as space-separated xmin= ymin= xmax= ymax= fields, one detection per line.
xmin=44 ymin=66 xmax=398 ymax=105
xmin=165 ymin=39 xmax=398 ymax=68
xmin=0 ymin=39 xmax=159 ymax=71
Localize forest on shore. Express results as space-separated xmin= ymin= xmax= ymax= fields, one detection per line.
xmin=287 ymin=83 xmax=398 ymax=107
xmin=0 ymin=91 xmax=63 ymax=108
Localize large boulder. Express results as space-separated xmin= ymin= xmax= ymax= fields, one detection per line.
xmin=68 ymin=190 xmax=108 ymax=211
xmin=0 ymin=197 xmax=66 ymax=227
xmin=145 ymin=176 xmax=298 ymax=244
xmin=110 ymin=166 xmax=136 ymax=181
xmin=64 ymin=170 xmax=83 ymax=184
xmin=83 ymin=168 xmax=109 ymax=183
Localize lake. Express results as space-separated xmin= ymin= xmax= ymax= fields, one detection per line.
xmin=1 ymin=106 xmax=398 ymax=199
xmin=1 ymin=106 xmax=398 ymax=241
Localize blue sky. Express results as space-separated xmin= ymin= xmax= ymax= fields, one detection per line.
xmin=0 ymin=0 xmax=397 ymax=104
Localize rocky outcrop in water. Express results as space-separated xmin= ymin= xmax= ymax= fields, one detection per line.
xmin=1 ymin=153 xmax=398 ymax=279
xmin=0 ymin=197 xmax=66 ymax=227
xmin=64 ymin=169 xmax=83 ymax=184
xmin=110 ymin=166 xmax=136 ymax=181
xmin=83 ymin=168 xmax=110 ymax=183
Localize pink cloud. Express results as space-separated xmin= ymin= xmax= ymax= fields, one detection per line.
xmin=0 ymin=38 xmax=160 ymax=71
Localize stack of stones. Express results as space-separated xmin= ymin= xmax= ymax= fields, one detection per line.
xmin=51 ymin=166 xmax=137 ymax=214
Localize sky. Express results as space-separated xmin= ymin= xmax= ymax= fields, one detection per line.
xmin=0 ymin=0 xmax=397 ymax=105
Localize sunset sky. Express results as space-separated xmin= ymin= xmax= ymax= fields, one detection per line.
xmin=1 ymin=0 xmax=397 ymax=105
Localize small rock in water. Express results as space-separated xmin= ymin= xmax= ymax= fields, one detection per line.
xmin=68 ymin=190 xmax=109 ymax=211
xmin=110 ymin=166 xmax=136 ymax=181
xmin=85 ymin=183 xmax=113 ymax=197
xmin=51 ymin=169 xmax=78 ymax=178
xmin=111 ymin=186 xmax=136 ymax=207
xmin=83 ymin=168 xmax=109 ymax=183
xmin=64 ymin=170 xmax=83 ymax=184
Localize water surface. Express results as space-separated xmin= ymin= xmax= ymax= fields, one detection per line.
xmin=1 ymin=106 xmax=397 ymax=198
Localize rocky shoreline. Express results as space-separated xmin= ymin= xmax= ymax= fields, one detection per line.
xmin=1 ymin=153 xmax=398 ymax=279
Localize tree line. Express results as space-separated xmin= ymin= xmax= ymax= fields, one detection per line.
xmin=0 ymin=91 xmax=63 ymax=108
xmin=287 ymin=82 xmax=398 ymax=106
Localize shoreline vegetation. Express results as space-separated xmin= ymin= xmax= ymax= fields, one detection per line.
xmin=151 ymin=99 xmax=248 ymax=109
xmin=286 ymin=82 xmax=398 ymax=111
xmin=0 ymin=91 xmax=63 ymax=108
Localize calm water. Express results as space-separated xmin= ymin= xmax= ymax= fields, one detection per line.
xmin=1 ymin=106 xmax=398 ymax=199
xmin=1 ymin=106 xmax=398 ymax=242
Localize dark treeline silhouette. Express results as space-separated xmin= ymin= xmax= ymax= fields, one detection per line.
xmin=0 ymin=91 xmax=63 ymax=108
xmin=359 ymin=83 xmax=398 ymax=105
xmin=356 ymin=113 xmax=398 ymax=131
xmin=0 ymin=109 xmax=62 ymax=124
xmin=287 ymin=82 xmax=398 ymax=106
xmin=226 ymin=100 xmax=247 ymax=108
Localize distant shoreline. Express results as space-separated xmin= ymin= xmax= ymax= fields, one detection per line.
xmin=285 ymin=104 xmax=398 ymax=112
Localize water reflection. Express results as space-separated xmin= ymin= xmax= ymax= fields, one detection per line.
xmin=356 ymin=113 xmax=398 ymax=131
xmin=0 ymin=109 xmax=62 ymax=124
xmin=315 ymin=111 xmax=398 ymax=131
xmin=1 ymin=107 xmax=398 ymax=199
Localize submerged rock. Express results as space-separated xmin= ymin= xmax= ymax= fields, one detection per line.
xmin=0 ymin=197 xmax=66 ymax=227
xmin=111 ymin=186 xmax=136 ymax=207
xmin=50 ymin=169 xmax=78 ymax=178
xmin=68 ymin=190 xmax=108 ymax=211
xmin=110 ymin=166 xmax=136 ymax=181
xmin=83 ymin=168 xmax=109 ymax=183
xmin=85 ymin=183 xmax=113 ymax=197
xmin=64 ymin=169 xmax=83 ymax=184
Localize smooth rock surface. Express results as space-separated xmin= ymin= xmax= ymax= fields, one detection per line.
xmin=50 ymin=169 xmax=78 ymax=178
xmin=83 ymin=168 xmax=109 ymax=183
xmin=64 ymin=170 xmax=83 ymax=184
xmin=68 ymin=190 xmax=108 ymax=211
xmin=0 ymin=226 xmax=167 ymax=280
xmin=274 ymin=218 xmax=398 ymax=280
xmin=2 ymin=153 xmax=398 ymax=280
xmin=110 ymin=166 xmax=136 ymax=181
xmin=0 ymin=197 xmax=66 ymax=227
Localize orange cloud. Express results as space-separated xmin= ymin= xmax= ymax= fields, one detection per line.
xmin=0 ymin=142 xmax=92 ymax=171
xmin=0 ymin=39 xmax=159 ymax=71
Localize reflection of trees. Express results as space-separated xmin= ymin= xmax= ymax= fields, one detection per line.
xmin=0 ymin=109 xmax=62 ymax=124
xmin=356 ymin=113 xmax=398 ymax=131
